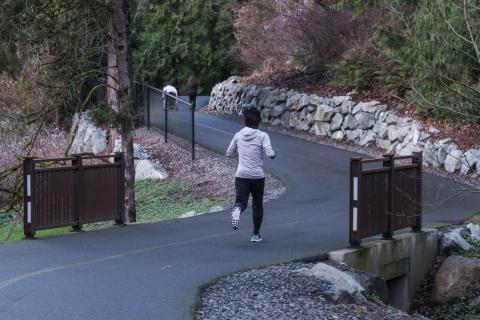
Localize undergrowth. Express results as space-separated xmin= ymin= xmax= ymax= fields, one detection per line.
xmin=426 ymin=285 xmax=480 ymax=320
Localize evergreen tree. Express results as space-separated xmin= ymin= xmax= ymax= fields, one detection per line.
xmin=134 ymin=0 xmax=237 ymax=94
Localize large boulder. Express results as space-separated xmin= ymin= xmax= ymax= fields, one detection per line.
xmin=314 ymin=122 xmax=331 ymax=136
xmin=376 ymin=139 xmax=393 ymax=152
xmin=342 ymin=114 xmax=358 ymax=130
xmin=355 ymin=112 xmax=376 ymax=130
xmin=387 ymin=125 xmax=409 ymax=143
xmin=314 ymin=104 xmax=335 ymax=122
xmin=466 ymin=223 xmax=480 ymax=242
xmin=70 ymin=112 xmax=108 ymax=155
xmin=461 ymin=149 xmax=480 ymax=175
xmin=330 ymin=113 xmax=344 ymax=131
xmin=135 ymin=159 xmax=168 ymax=181
xmin=433 ymin=256 xmax=480 ymax=304
xmin=359 ymin=131 xmax=376 ymax=146
xmin=352 ymin=101 xmax=379 ymax=114
xmin=339 ymin=101 xmax=355 ymax=115
xmin=422 ymin=140 xmax=438 ymax=167
xmin=434 ymin=139 xmax=455 ymax=166
xmin=395 ymin=143 xmax=423 ymax=157
xmin=346 ymin=271 xmax=389 ymax=303
xmin=373 ymin=122 xmax=388 ymax=139
xmin=113 ymin=138 xmax=150 ymax=160
xmin=331 ymin=130 xmax=345 ymax=140
xmin=346 ymin=129 xmax=363 ymax=143
xmin=439 ymin=228 xmax=472 ymax=252
xmin=295 ymin=263 xmax=365 ymax=304
xmin=330 ymin=96 xmax=352 ymax=107
xmin=444 ymin=149 xmax=463 ymax=173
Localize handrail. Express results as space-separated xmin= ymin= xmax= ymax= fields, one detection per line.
xmin=134 ymin=81 xmax=192 ymax=106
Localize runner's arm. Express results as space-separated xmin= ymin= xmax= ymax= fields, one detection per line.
xmin=226 ymin=134 xmax=238 ymax=157
xmin=262 ymin=134 xmax=276 ymax=159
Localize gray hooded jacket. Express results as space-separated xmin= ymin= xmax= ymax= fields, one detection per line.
xmin=226 ymin=127 xmax=275 ymax=179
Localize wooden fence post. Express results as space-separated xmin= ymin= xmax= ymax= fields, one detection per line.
xmin=23 ymin=157 xmax=35 ymax=239
xmin=349 ymin=157 xmax=362 ymax=247
xmin=71 ymin=155 xmax=82 ymax=232
xmin=115 ymin=152 xmax=125 ymax=225
xmin=412 ymin=152 xmax=423 ymax=232
xmin=383 ymin=154 xmax=394 ymax=240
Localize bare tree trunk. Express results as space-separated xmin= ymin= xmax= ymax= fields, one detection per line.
xmin=107 ymin=0 xmax=136 ymax=223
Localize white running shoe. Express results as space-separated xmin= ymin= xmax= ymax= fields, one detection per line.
xmin=231 ymin=207 xmax=241 ymax=230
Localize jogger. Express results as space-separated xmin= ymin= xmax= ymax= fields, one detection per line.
xmin=226 ymin=108 xmax=275 ymax=242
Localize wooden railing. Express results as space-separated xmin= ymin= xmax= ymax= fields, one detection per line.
xmin=23 ymin=153 xmax=124 ymax=238
xmin=349 ymin=153 xmax=422 ymax=246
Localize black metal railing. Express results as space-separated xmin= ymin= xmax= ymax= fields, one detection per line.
xmin=135 ymin=81 xmax=196 ymax=160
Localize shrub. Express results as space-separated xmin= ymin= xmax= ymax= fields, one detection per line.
xmin=338 ymin=0 xmax=480 ymax=120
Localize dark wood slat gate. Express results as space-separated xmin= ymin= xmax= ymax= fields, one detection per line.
xmin=23 ymin=153 xmax=125 ymax=238
xmin=349 ymin=153 xmax=423 ymax=246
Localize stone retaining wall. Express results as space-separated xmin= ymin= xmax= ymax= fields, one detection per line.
xmin=209 ymin=77 xmax=480 ymax=177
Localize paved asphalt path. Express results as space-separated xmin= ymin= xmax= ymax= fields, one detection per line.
xmin=0 ymin=96 xmax=479 ymax=320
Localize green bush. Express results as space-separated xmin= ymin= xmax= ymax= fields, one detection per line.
xmin=336 ymin=0 xmax=480 ymax=120
xmin=334 ymin=51 xmax=381 ymax=91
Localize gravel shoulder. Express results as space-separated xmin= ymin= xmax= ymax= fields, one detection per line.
xmin=134 ymin=127 xmax=286 ymax=206
xmin=196 ymin=260 xmax=422 ymax=320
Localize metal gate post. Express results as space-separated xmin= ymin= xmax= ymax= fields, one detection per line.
xmin=191 ymin=103 xmax=195 ymax=160
xmin=72 ymin=155 xmax=83 ymax=232
xmin=164 ymin=95 xmax=168 ymax=143
xmin=412 ymin=152 xmax=423 ymax=232
xmin=147 ymin=87 xmax=151 ymax=130
xmin=383 ymin=154 xmax=394 ymax=240
xmin=23 ymin=157 xmax=36 ymax=238
xmin=349 ymin=157 xmax=362 ymax=247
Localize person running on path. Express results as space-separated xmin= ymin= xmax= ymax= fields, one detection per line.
xmin=162 ymin=84 xmax=178 ymax=110
xmin=226 ymin=108 xmax=276 ymax=242
xmin=187 ymin=74 xmax=198 ymax=110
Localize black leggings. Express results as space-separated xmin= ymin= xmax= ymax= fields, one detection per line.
xmin=234 ymin=177 xmax=265 ymax=235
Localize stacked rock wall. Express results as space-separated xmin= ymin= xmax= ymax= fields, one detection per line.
xmin=209 ymin=77 xmax=480 ymax=177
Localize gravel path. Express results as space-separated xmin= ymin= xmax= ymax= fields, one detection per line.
xmin=196 ymin=261 xmax=422 ymax=320
xmin=134 ymin=127 xmax=286 ymax=205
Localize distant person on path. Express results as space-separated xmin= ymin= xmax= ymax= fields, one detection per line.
xmin=187 ymin=74 xmax=198 ymax=110
xmin=226 ymin=108 xmax=276 ymax=242
xmin=162 ymin=84 xmax=178 ymax=110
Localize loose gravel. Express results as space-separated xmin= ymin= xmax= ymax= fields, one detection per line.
xmin=134 ymin=127 xmax=286 ymax=205
xmin=196 ymin=261 xmax=421 ymax=320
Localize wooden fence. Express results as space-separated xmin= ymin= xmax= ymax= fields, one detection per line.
xmin=349 ymin=153 xmax=423 ymax=246
xmin=23 ymin=153 xmax=125 ymax=238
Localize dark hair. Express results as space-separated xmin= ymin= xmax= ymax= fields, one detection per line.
xmin=187 ymin=75 xmax=198 ymax=88
xmin=244 ymin=108 xmax=261 ymax=129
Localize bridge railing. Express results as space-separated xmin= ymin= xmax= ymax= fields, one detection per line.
xmin=23 ymin=153 xmax=125 ymax=238
xmin=349 ymin=153 xmax=423 ymax=246
xmin=134 ymin=81 xmax=196 ymax=160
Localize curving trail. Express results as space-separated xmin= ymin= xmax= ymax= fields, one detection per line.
xmin=0 ymin=97 xmax=478 ymax=320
